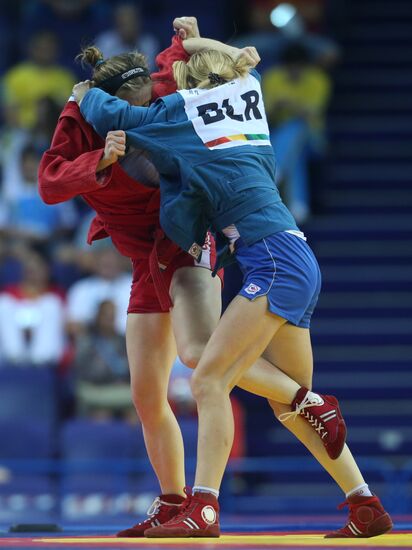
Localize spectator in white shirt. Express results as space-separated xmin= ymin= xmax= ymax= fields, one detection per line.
xmin=66 ymin=246 xmax=132 ymax=336
xmin=0 ymin=249 xmax=66 ymax=366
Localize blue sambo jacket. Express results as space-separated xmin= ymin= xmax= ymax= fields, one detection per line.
xmin=80 ymin=69 xmax=298 ymax=266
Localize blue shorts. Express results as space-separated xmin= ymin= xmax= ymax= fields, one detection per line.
xmin=235 ymin=232 xmax=321 ymax=328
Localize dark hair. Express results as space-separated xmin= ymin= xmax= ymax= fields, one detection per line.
xmin=76 ymin=45 xmax=151 ymax=96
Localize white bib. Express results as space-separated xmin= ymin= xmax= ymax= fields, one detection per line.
xmin=178 ymin=73 xmax=271 ymax=150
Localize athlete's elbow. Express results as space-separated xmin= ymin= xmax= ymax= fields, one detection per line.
xmin=39 ymin=192 xmax=58 ymax=205
xmin=38 ymin=182 xmax=59 ymax=205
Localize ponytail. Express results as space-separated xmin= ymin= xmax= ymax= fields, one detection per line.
xmin=172 ymin=60 xmax=192 ymax=91
xmin=172 ymin=50 xmax=250 ymax=90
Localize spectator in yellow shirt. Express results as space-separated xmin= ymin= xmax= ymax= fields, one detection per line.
xmin=263 ymin=42 xmax=331 ymax=222
xmin=3 ymin=31 xmax=75 ymax=129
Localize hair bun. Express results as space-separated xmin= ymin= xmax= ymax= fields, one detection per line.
xmin=76 ymin=45 xmax=104 ymax=69
xmin=208 ymin=72 xmax=225 ymax=85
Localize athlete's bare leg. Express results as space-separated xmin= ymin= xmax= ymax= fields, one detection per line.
xmin=263 ymin=323 xmax=365 ymax=493
xmin=127 ymin=312 xmax=185 ymax=496
xmin=170 ymin=266 xmax=222 ymax=369
xmin=191 ymin=295 xmax=294 ymax=489
xmin=170 ymin=266 xmax=301 ymax=403
xmin=170 ymin=268 xmax=364 ymax=493
xmin=126 ymin=270 xmax=301 ymax=496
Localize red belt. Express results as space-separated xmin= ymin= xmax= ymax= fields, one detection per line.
xmin=148 ymin=229 xmax=181 ymax=311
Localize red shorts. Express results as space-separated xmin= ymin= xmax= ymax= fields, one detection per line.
xmin=128 ymin=234 xmax=222 ymax=314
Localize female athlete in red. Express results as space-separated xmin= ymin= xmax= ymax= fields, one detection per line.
xmin=39 ymin=19 xmax=221 ymax=535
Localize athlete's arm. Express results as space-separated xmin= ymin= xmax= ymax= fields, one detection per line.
xmin=78 ymin=87 xmax=167 ymax=138
xmin=183 ymin=38 xmax=260 ymax=68
xmin=172 ymin=15 xmax=257 ymax=64
xmin=38 ymin=103 xmax=114 ymax=204
xmin=151 ymin=17 xmax=259 ymax=100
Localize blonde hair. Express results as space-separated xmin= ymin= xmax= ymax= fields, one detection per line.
xmin=173 ymin=50 xmax=250 ymax=90
xmin=77 ymin=45 xmax=151 ymax=95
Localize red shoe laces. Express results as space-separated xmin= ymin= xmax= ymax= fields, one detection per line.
xmin=167 ymin=487 xmax=193 ymax=522
xmin=337 ymin=496 xmax=377 ymax=511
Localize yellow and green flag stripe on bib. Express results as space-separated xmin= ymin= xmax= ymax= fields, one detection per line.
xmin=205 ymin=133 xmax=270 ymax=148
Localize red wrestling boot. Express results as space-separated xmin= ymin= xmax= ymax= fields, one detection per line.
xmin=325 ymin=495 xmax=393 ymax=538
xmin=279 ymin=387 xmax=347 ymax=459
xmin=145 ymin=487 xmax=220 ymax=538
xmin=116 ymin=494 xmax=185 ymax=537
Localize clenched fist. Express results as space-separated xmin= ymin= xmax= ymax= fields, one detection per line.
xmin=237 ymin=47 xmax=261 ymax=68
xmin=103 ymin=130 xmax=126 ymax=164
xmin=173 ymin=16 xmax=200 ymax=39
xmin=96 ymin=130 xmax=126 ymax=173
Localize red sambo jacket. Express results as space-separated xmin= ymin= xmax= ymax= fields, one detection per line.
xmin=38 ymin=37 xmax=190 ymax=309
xmin=38 ymin=36 xmax=189 ymax=259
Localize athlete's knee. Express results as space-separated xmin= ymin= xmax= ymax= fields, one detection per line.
xmin=190 ymin=367 xmax=224 ymax=402
xmin=132 ymin=394 xmax=169 ymax=426
xmin=177 ymin=344 xmax=205 ymax=370
xmin=131 ymin=387 xmax=156 ymax=420
xmin=130 ymin=378 xmax=167 ymax=422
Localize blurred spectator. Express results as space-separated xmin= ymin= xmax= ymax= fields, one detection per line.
xmin=66 ymin=246 xmax=132 ymax=336
xmin=30 ymin=96 xmax=64 ymax=153
xmin=2 ymin=31 xmax=75 ymax=129
xmin=232 ymin=1 xmax=339 ymax=70
xmin=0 ymin=97 xmax=66 ymax=256
xmin=95 ymin=2 xmax=160 ymax=71
xmin=0 ymin=144 xmax=78 ymax=248
xmin=0 ymin=248 xmax=66 ymax=366
xmin=18 ymin=0 xmax=111 ymax=74
xmin=73 ymin=299 xmax=133 ymax=420
xmin=263 ymin=42 xmax=331 ymax=222
xmin=0 ymin=236 xmax=23 ymax=287
xmin=0 ymin=93 xmax=82 ymax=289
xmin=0 ymin=96 xmax=62 ymax=215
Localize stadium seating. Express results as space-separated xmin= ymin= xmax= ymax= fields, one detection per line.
xmin=0 ymin=367 xmax=58 ymax=426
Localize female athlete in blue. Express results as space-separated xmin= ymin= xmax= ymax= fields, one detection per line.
xmin=74 ymin=47 xmax=392 ymax=539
